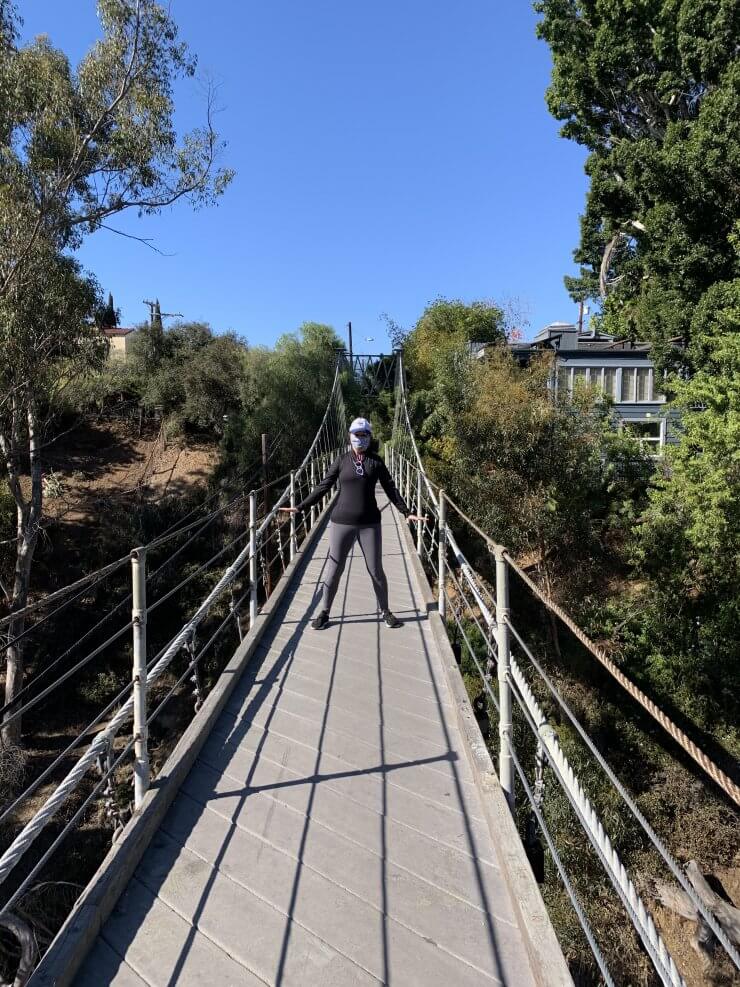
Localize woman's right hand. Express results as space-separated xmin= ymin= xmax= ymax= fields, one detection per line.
xmin=278 ymin=506 xmax=298 ymax=514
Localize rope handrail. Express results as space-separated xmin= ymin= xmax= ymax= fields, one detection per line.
xmin=393 ymin=438 xmax=740 ymax=976
xmin=0 ymin=439 xmax=288 ymax=720
xmin=436 ymin=515 xmax=687 ymax=984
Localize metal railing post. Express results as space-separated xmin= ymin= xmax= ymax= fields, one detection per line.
xmin=405 ymin=459 xmax=411 ymax=507
xmin=495 ymin=547 xmax=515 ymax=813
xmin=131 ymin=547 xmax=149 ymax=809
xmin=438 ymin=489 xmax=446 ymax=620
xmin=310 ymin=460 xmax=317 ymax=530
xmin=416 ymin=469 xmax=423 ymax=557
xmin=290 ymin=470 xmax=297 ymax=561
xmin=249 ymin=490 xmax=257 ymax=628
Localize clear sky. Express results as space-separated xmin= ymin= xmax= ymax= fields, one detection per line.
xmin=20 ymin=1 xmax=588 ymax=348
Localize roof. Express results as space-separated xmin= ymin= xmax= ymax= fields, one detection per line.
xmin=101 ymin=326 xmax=136 ymax=337
xmin=571 ymin=339 xmax=652 ymax=352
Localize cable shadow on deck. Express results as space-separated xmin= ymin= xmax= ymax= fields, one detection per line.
xmin=96 ymin=512 xmax=507 ymax=985
xmin=385 ymin=507 xmax=508 ymax=984
xmin=94 ymin=543 xmax=333 ymax=986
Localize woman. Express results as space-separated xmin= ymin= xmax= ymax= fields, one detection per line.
xmin=280 ymin=417 xmax=424 ymax=629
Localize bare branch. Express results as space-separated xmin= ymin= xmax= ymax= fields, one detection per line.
xmin=99 ymin=224 xmax=174 ymax=256
xmin=599 ymin=232 xmax=627 ymax=299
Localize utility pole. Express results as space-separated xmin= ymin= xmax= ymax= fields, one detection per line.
xmin=142 ymin=299 xmax=183 ymax=325
xmin=347 ymin=321 xmax=353 ymax=371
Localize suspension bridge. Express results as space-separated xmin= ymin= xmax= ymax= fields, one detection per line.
xmin=0 ymin=354 xmax=738 ymax=986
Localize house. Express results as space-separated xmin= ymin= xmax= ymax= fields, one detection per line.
xmin=476 ymin=322 xmax=672 ymax=454
xmin=102 ymin=326 xmax=137 ymax=362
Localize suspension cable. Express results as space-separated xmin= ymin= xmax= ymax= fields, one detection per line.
xmin=392 ymin=352 xmax=740 ymax=809
xmin=506 ymin=618 xmax=740 ymax=972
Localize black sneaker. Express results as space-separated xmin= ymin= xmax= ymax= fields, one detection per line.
xmin=311 ymin=610 xmax=330 ymax=630
xmin=383 ymin=610 xmax=402 ymax=628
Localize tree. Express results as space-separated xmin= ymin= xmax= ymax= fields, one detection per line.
xmin=95 ymin=291 xmax=119 ymax=327
xmin=405 ymin=298 xmax=506 ymax=392
xmin=0 ymin=1 xmax=233 ymax=301
xmin=402 ymin=299 xmax=507 ymax=455
xmin=0 ymin=250 xmax=104 ymax=743
xmin=227 ymin=322 xmax=343 ymax=481
xmin=0 ymin=0 xmax=233 ymax=741
xmin=536 ymin=1 xmax=740 ymax=370
xmin=626 ymin=280 xmax=740 ymax=721
xmin=182 ymin=334 xmax=246 ymax=434
xmin=402 ymin=300 xmax=649 ymax=615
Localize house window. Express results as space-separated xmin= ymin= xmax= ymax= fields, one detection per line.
xmin=636 ymin=367 xmax=651 ymax=401
xmin=572 ymin=367 xmax=588 ymax=389
xmin=621 ymin=368 xmax=636 ymax=401
xmin=603 ymin=367 xmax=618 ymax=399
xmin=622 ymin=420 xmax=662 ymax=454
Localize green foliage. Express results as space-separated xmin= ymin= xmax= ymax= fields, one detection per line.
xmin=0 ymin=247 xmax=105 ymax=436
xmin=536 ymin=1 xmax=740 ymax=368
xmin=78 ymin=320 xmax=247 ymax=439
xmin=0 ymin=0 xmax=234 ymax=729
xmin=224 ymin=321 xmax=344 ymax=479
xmin=623 ymin=285 xmax=740 ymax=724
xmin=404 ymin=316 xmax=648 ymax=579
xmin=405 ymin=297 xmax=506 ymax=391
xmin=94 ymin=291 xmax=119 ymax=328
xmin=181 ymin=333 xmax=246 ymax=433
xmin=0 ymin=0 xmax=233 ymax=299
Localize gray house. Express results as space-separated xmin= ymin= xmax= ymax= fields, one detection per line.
xmin=476 ymin=322 xmax=671 ymax=454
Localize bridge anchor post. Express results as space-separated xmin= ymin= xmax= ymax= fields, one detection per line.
xmin=310 ymin=461 xmax=317 ymax=530
xmin=438 ymin=489 xmax=446 ymax=620
xmin=495 ymin=547 xmax=515 ymax=814
xmin=249 ymin=490 xmax=257 ymax=628
xmin=289 ymin=471 xmax=297 ymax=561
xmin=131 ymin=546 xmax=149 ymax=809
xmin=416 ymin=470 xmax=423 ymax=557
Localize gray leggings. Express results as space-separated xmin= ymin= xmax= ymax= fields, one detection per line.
xmin=321 ymin=522 xmax=388 ymax=612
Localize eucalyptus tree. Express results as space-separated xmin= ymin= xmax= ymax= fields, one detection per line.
xmin=0 ymin=0 xmax=233 ymax=742
xmin=0 ymin=252 xmax=104 ymax=744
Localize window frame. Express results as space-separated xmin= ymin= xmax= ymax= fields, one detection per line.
xmin=619 ymin=417 xmax=665 ymax=456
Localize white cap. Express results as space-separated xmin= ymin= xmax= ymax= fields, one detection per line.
xmin=349 ymin=417 xmax=372 ymax=434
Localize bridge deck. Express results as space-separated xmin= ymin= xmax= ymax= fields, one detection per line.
xmin=76 ymin=500 xmax=537 ymax=986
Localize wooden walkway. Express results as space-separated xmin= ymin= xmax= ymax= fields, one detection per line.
xmin=76 ymin=500 xmax=539 ymax=986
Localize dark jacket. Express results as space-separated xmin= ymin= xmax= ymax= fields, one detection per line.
xmin=296 ymin=451 xmax=409 ymax=526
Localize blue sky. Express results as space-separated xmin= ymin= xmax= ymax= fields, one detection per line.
xmin=21 ymin=2 xmax=589 ymax=348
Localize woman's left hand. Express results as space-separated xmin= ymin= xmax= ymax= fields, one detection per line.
xmin=406 ymin=514 xmax=428 ymax=523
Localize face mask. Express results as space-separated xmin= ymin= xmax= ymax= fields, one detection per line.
xmin=351 ymin=434 xmax=370 ymax=452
